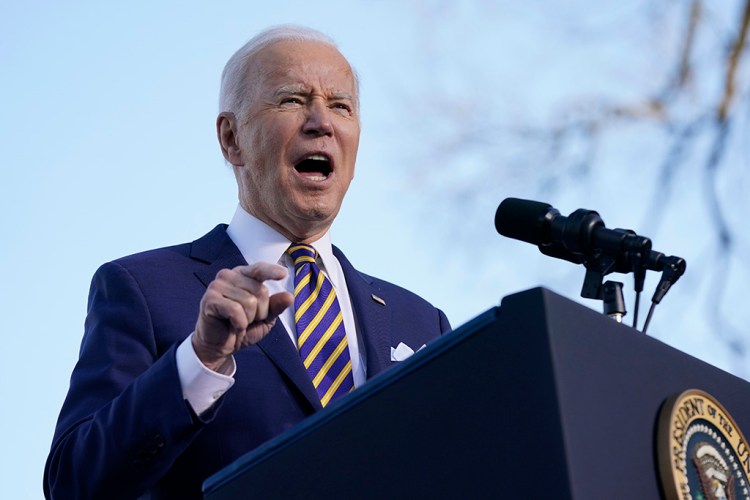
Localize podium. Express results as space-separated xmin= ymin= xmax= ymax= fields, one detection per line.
xmin=202 ymin=287 xmax=750 ymax=499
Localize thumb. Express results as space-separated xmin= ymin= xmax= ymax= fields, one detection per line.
xmin=268 ymin=292 xmax=294 ymax=319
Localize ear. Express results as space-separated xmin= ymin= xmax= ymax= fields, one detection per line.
xmin=216 ymin=112 xmax=243 ymax=166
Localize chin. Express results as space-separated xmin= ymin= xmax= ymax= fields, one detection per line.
xmin=294 ymin=196 xmax=341 ymax=221
xmin=298 ymin=207 xmax=336 ymax=225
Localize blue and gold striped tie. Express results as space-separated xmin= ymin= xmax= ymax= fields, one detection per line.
xmin=288 ymin=244 xmax=354 ymax=406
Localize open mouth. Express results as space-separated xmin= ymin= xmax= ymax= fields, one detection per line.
xmin=294 ymin=154 xmax=332 ymax=181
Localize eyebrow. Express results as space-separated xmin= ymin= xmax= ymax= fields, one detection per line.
xmin=329 ymin=91 xmax=355 ymax=101
xmin=274 ymin=85 xmax=307 ymax=97
xmin=274 ymin=85 xmax=355 ymax=102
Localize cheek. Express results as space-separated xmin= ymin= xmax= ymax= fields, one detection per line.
xmin=343 ymin=127 xmax=361 ymax=159
xmin=257 ymin=127 xmax=294 ymax=169
xmin=345 ymin=134 xmax=360 ymax=180
xmin=248 ymin=135 xmax=284 ymax=181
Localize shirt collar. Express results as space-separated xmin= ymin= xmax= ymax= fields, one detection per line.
xmin=226 ymin=204 xmax=336 ymax=275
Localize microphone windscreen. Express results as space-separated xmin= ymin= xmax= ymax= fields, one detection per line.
xmin=495 ymin=198 xmax=552 ymax=245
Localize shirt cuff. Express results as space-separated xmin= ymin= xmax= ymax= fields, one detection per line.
xmin=176 ymin=333 xmax=236 ymax=416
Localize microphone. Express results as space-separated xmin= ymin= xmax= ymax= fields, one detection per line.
xmin=641 ymin=251 xmax=687 ymax=334
xmin=647 ymin=252 xmax=687 ymax=304
xmin=495 ymin=197 xmax=687 ymax=332
xmin=495 ymin=197 xmax=652 ymax=273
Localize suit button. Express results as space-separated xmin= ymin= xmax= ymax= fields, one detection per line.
xmin=133 ymin=435 xmax=166 ymax=465
xmin=153 ymin=434 xmax=165 ymax=448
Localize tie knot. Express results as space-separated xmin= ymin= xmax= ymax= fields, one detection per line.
xmin=287 ymin=243 xmax=317 ymax=268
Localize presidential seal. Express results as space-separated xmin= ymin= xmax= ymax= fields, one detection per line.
xmin=657 ymin=389 xmax=750 ymax=500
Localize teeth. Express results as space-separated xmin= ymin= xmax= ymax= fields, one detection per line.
xmin=306 ymin=154 xmax=328 ymax=162
xmin=308 ymin=175 xmax=326 ymax=181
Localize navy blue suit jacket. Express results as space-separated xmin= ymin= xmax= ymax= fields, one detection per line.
xmin=44 ymin=225 xmax=450 ymax=499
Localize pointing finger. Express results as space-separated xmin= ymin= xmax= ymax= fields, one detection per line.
xmin=237 ymin=262 xmax=288 ymax=282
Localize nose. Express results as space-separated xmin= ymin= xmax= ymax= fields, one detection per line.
xmin=302 ymin=98 xmax=334 ymax=137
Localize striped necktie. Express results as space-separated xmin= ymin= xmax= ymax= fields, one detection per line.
xmin=287 ymin=243 xmax=354 ymax=406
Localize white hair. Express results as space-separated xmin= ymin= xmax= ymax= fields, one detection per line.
xmin=219 ymin=25 xmax=359 ymax=118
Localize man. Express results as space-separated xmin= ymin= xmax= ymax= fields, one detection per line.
xmin=44 ymin=25 xmax=450 ymax=499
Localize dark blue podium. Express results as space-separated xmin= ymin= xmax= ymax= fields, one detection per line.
xmin=202 ymin=288 xmax=750 ymax=499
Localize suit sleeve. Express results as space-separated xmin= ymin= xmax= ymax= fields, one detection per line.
xmin=438 ymin=308 xmax=451 ymax=334
xmin=44 ymin=261 xmax=215 ymax=499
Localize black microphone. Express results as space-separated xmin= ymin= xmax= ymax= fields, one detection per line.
xmin=648 ymin=253 xmax=687 ymax=304
xmin=496 ymin=197 xmax=687 ymax=332
xmin=495 ymin=197 xmax=652 ymax=273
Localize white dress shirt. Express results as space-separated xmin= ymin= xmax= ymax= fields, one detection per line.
xmin=176 ymin=205 xmax=366 ymax=415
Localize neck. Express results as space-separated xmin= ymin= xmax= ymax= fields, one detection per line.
xmin=241 ymin=202 xmax=330 ymax=244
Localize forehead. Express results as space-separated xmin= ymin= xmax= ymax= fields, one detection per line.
xmin=249 ymin=40 xmax=357 ymax=96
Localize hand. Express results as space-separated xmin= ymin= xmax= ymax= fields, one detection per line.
xmin=193 ymin=262 xmax=294 ymax=371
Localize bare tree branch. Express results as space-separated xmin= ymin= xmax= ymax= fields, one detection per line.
xmin=718 ymin=0 xmax=750 ymax=121
xmin=403 ymin=0 xmax=750 ymax=376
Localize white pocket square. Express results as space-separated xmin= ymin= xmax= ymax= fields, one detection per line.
xmin=390 ymin=342 xmax=426 ymax=361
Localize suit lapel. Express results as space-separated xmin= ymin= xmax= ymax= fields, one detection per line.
xmin=190 ymin=224 xmax=322 ymax=411
xmin=256 ymin=325 xmax=323 ymax=410
xmin=191 ymin=225 xmax=248 ymax=287
xmin=333 ymin=246 xmax=392 ymax=378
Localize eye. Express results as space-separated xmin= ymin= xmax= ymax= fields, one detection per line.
xmin=280 ymin=97 xmax=304 ymax=107
xmin=331 ymin=102 xmax=353 ymax=115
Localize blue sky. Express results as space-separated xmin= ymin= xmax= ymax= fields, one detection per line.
xmin=2 ymin=1 xmax=748 ymax=498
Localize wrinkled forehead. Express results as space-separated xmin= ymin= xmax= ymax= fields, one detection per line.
xmin=247 ymin=40 xmax=358 ymax=101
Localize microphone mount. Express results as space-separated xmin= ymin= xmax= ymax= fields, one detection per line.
xmin=495 ymin=198 xmax=686 ymax=332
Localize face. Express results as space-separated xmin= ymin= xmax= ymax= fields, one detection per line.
xmin=219 ymin=40 xmax=361 ymax=243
